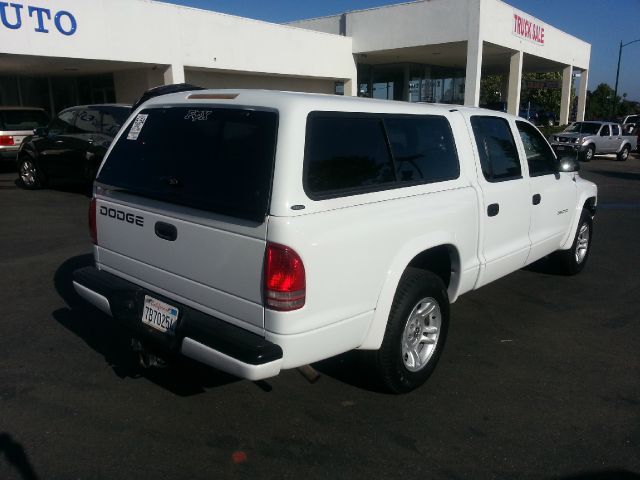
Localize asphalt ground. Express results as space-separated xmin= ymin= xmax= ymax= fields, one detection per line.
xmin=1 ymin=154 xmax=639 ymax=480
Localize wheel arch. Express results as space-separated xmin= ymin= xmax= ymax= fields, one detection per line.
xmin=560 ymin=190 xmax=598 ymax=250
xmin=358 ymin=236 xmax=462 ymax=350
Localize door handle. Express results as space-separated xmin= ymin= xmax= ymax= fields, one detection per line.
xmin=154 ymin=222 xmax=178 ymax=242
xmin=487 ymin=203 xmax=499 ymax=217
xmin=532 ymin=194 xmax=541 ymax=205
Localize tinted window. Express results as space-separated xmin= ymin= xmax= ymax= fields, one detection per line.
xmin=305 ymin=114 xmax=394 ymax=196
xmin=100 ymin=107 xmax=129 ymax=137
xmin=385 ymin=116 xmax=459 ymax=183
xmin=565 ymin=122 xmax=600 ymax=134
xmin=97 ymin=107 xmax=278 ymax=222
xmin=0 ymin=109 xmax=49 ymax=130
xmin=600 ymin=125 xmax=610 ymax=136
xmin=470 ymin=116 xmax=521 ymax=181
xmin=516 ymin=121 xmax=557 ymax=176
xmin=48 ymin=110 xmax=77 ymax=135
xmin=611 ymin=124 xmax=620 ymax=136
xmin=75 ymin=109 xmax=101 ymax=134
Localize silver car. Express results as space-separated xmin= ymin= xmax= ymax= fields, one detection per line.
xmin=0 ymin=107 xmax=50 ymax=161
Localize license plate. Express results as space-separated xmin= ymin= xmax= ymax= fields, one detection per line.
xmin=141 ymin=295 xmax=179 ymax=334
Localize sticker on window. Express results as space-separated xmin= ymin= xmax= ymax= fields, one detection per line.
xmin=127 ymin=114 xmax=149 ymax=140
xmin=184 ymin=110 xmax=213 ymax=122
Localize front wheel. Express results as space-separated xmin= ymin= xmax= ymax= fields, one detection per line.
xmin=550 ymin=209 xmax=593 ymax=275
xmin=581 ymin=145 xmax=594 ymax=162
xmin=18 ymin=156 xmax=44 ymax=189
xmin=374 ymin=268 xmax=449 ymax=393
xmin=617 ymin=145 xmax=630 ymax=162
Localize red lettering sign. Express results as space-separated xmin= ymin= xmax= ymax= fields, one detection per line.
xmin=513 ymin=12 xmax=545 ymax=45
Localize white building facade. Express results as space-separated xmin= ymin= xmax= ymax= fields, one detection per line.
xmin=0 ymin=0 xmax=590 ymax=122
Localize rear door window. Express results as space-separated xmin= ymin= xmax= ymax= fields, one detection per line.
xmin=97 ymin=106 xmax=278 ymax=222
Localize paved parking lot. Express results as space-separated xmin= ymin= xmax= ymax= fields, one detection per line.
xmin=1 ymin=155 xmax=639 ymax=479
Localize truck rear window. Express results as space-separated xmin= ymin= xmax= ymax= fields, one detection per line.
xmin=97 ymin=107 xmax=278 ymax=221
xmin=0 ymin=110 xmax=49 ymax=130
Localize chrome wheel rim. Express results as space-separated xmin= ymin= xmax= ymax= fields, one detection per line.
xmin=586 ymin=148 xmax=594 ymax=160
xmin=575 ymin=223 xmax=590 ymax=264
xmin=621 ymin=148 xmax=629 ymax=160
xmin=401 ymin=297 xmax=441 ymax=372
xmin=20 ymin=160 xmax=36 ymax=186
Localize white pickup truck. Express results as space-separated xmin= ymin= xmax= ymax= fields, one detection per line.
xmin=549 ymin=121 xmax=637 ymax=162
xmin=73 ymin=89 xmax=597 ymax=393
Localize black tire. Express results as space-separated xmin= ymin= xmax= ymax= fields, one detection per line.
xmin=17 ymin=156 xmax=44 ymax=190
xmin=375 ymin=268 xmax=449 ymax=394
xmin=550 ymin=209 xmax=593 ymax=275
xmin=581 ymin=145 xmax=594 ymax=162
xmin=617 ymin=145 xmax=630 ymax=162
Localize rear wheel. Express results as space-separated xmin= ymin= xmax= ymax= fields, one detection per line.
xmin=550 ymin=209 xmax=593 ymax=275
xmin=18 ymin=156 xmax=43 ymax=189
xmin=375 ymin=268 xmax=449 ymax=393
xmin=617 ymin=145 xmax=630 ymax=162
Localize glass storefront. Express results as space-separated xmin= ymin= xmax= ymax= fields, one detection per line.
xmin=358 ymin=63 xmax=465 ymax=105
xmin=0 ymin=74 xmax=115 ymax=115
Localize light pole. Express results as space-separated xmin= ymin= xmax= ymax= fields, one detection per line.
xmin=612 ymin=38 xmax=640 ymax=117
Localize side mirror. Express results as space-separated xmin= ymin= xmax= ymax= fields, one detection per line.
xmin=557 ymin=154 xmax=580 ymax=173
xmin=33 ymin=127 xmax=48 ymax=137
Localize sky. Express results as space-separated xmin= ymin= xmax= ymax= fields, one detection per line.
xmin=160 ymin=0 xmax=640 ymax=101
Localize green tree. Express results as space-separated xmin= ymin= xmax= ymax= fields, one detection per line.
xmin=521 ymin=72 xmax=566 ymax=113
xmin=586 ymin=83 xmax=616 ymax=119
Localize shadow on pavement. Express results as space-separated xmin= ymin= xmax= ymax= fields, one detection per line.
xmin=0 ymin=433 xmax=39 ymax=480
xmin=53 ymin=254 xmax=240 ymax=396
xmin=313 ymin=350 xmax=389 ymax=394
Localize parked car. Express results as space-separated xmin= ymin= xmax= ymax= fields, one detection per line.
xmin=0 ymin=107 xmax=49 ymax=161
xmin=73 ymin=88 xmax=597 ymax=394
xmin=548 ymin=121 xmax=637 ymax=162
xmin=16 ymin=104 xmax=130 ymax=189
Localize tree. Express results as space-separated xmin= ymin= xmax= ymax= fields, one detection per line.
xmin=586 ymin=83 xmax=616 ymax=119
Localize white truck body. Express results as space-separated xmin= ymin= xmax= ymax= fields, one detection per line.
xmin=73 ymin=90 xmax=597 ymax=392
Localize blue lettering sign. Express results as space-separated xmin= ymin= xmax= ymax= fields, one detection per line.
xmin=54 ymin=10 xmax=76 ymax=36
xmin=0 ymin=2 xmax=23 ymax=29
xmin=28 ymin=5 xmax=50 ymax=33
xmin=0 ymin=2 xmax=76 ymax=35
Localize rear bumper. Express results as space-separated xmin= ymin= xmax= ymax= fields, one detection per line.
xmin=72 ymin=266 xmax=283 ymax=381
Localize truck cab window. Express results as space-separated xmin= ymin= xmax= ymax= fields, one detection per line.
xmin=516 ymin=121 xmax=557 ymax=177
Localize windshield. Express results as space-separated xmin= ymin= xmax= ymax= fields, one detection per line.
xmin=0 ymin=109 xmax=49 ymax=130
xmin=564 ymin=122 xmax=601 ymax=134
xmin=97 ymin=106 xmax=278 ymax=222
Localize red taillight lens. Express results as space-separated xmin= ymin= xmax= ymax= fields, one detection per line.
xmin=264 ymin=243 xmax=305 ymax=311
xmin=89 ymin=198 xmax=97 ymax=244
xmin=0 ymin=135 xmax=14 ymax=146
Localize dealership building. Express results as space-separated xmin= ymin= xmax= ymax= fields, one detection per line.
xmin=0 ymin=0 xmax=590 ymax=123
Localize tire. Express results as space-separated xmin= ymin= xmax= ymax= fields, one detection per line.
xmin=550 ymin=209 xmax=593 ymax=275
xmin=375 ymin=267 xmax=449 ymax=394
xmin=17 ymin=156 xmax=44 ymax=190
xmin=581 ymin=145 xmax=594 ymax=162
xmin=617 ymin=145 xmax=630 ymax=162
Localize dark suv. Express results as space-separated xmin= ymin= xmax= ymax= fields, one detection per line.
xmin=17 ymin=104 xmax=130 ymax=189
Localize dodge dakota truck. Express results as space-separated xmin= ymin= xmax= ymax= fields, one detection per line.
xmin=72 ymin=89 xmax=597 ymax=393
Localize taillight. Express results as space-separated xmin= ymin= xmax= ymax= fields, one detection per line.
xmin=264 ymin=243 xmax=305 ymax=311
xmin=0 ymin=135 xmax=14 ymax=146
xmin=89 ymin=198 xmax=97 ymax=244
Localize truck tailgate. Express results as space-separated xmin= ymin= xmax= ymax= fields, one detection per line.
xmin=95 ymin=195 xmax=267 ymax=332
